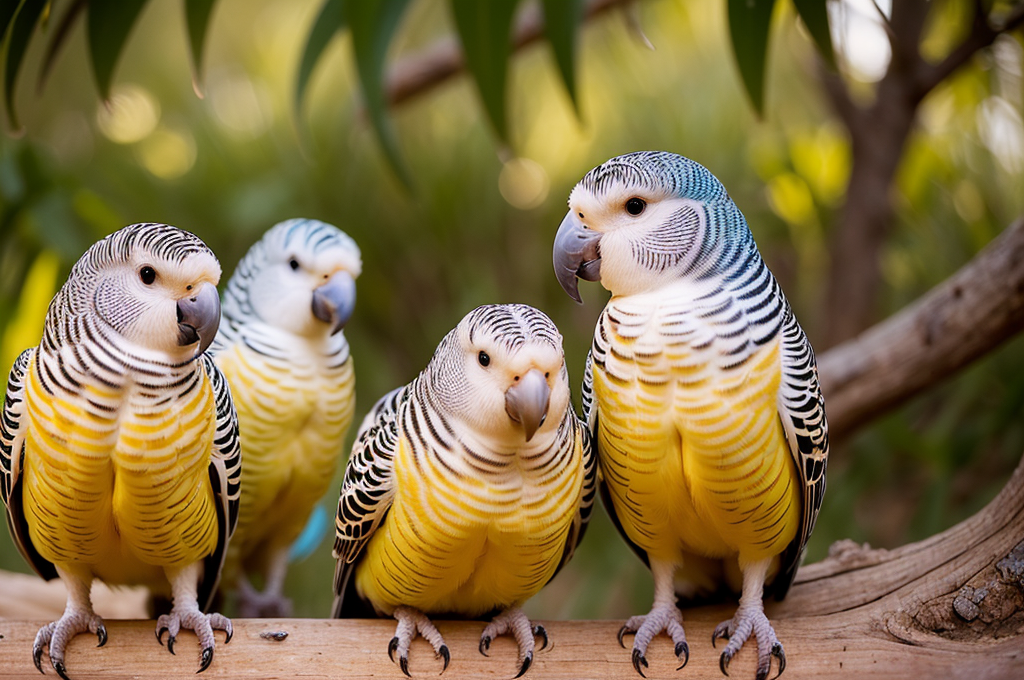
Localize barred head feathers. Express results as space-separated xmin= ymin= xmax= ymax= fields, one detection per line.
xmin=556 ymin=151 xmax=755 ymax=299
xmin=220 ymin=219 xmax=361 ymax=342
xmin=48 ymin=222 xmax=222 ymax=359
xmin=421 ymin=304 xmax=570 ymax=446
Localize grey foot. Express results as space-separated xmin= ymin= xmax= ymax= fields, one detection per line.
xmin=237 ymin=587 xmax=293 ymax=618
xmin=713 ymin=607 xmax=786 ymax=680
xmin=618 ymin=603 xmax=689 ymax=677
xmin=390 ymin=606 xmax=450 ymax=677
xmin=33 ymin=612 xmax=107 ymax=680
xmin=478 ymin=607 xmax=547 ymax=678
xmin=156 ymin=608 xmax=232 ymax=673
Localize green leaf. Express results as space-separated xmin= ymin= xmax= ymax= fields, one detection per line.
xmin=3 ymin=0 xmax=48 ymax=133
xmin=449 ymin=0 xmax=520 ymax=144
xmin=346 ymin=0 xmax=412 ymax=188
xmin=541 ymin=0 xmax=585 ymax=115
xmin=184 ymin=0 xmax=217 ymax=93
xmin=86 ymin=0 xmax=148 ymax=101
xmin=792 ymin=0 xmax=836 ymax=70
xmin=1 ymin=0 xmax=22 ymax=43
xmin=295 ymin=0 xmax=345 ymax=114
xmin=727 ymin=0 xmax=777 ymax=117
xmin=37 ymin=0 xmax=88 ymax=94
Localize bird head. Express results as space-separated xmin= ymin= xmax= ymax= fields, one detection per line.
xmin=428 ymin=304 xmax=570 ymax=447
xmin=553 ymin=150 xmax=735 ymax=300
xmin=235 ymin=219 xmax=361 ymax=339
xmin=66 ymin=222 xmax=222 ymax=360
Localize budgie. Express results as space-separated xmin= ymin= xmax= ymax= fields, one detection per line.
xmin=211 ymin=218 xmax=359 ymax=617
xmin=0 ymin=223 xmax=241 ymax=677
xmin=552 ymin=151 xmax=828 ymax=680
xmin=332 ymin=304 xmax=596 ymax=677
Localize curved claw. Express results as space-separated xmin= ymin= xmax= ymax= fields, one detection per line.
xmin=223 ymin=628 xmax=233 ymax=645
xmin=533 ymin=625 xmax=549 ymax=652
xmin=96 ymin=625 xmax=108 ymax=648
xmin=720 ymin=650 xmax=733 ymax=677
xmin=53 ymin=660 xmax=70 ymax=680
xmin=197 ymin=647 xmax=214 ymax=674
xmin=33 ymin=646 xmax=44 ymax=674
xmin=399 ymin=654 xmax=411 ymax=678
xmin=157 ymin=626 xmax=168 ymax=646
xmin=478 ymin=635 xmax=491 ymax=657
xmin=167 ymin=635 xmax=177 ymax=656
xmin=617 ymin=625 xmax=631 ymax=649
xmin=514 ymin=650 xmax=533 ymax=679
xmin=438 ymin=645 xmax=450 ymax=674
xmin=769 ymin=643 xmax=787 ymax=680
xmin=675 ymin=641 xmax=690 ymax=670
xmin=388 ymin=637 xmax=399 ymax=663
xmin=631 ymin=648 xmax=648 ymax=678
xmin=712 ymin=622 xmax=730 ymax=648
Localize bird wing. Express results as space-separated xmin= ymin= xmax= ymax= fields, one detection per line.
xmin=198 ymin=353 xmax=243 ymax=612
xmin=1 ymin=348 xmax=58 ymax=581
xmin=547 ymin=404 xmax=598 ymax=582
xmin=771 ymin=305 xmax=829 ymax=600
xmin=330 ymin=386 xmax=403 ymax=618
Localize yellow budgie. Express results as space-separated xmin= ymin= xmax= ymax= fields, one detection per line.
xmin=211 ymin=218 xmax=359 ymax=617
xmin=553 ymin=152 xmax=828 ymax=679
xmin=332 ymin=304 xmax=596 ymax=677
xmin=1 ymin=223 xmax=241 ymax=677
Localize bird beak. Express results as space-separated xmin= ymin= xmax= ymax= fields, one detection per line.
xmin=505 ymin=369 xmax=551 ymax=442
xmin=312 ymin=270 xmax=356 ymax=335
xmin=177 ymin=282 xmax=221 ymax=355
xmin=552 ymin=210 xmax=602 ymax=304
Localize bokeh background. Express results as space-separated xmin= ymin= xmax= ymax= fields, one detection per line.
xmin=2 ymin=0 xmax=1023 ymax=620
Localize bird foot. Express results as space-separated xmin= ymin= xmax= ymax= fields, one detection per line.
xmin=33 ymin=611 xmax=107 ymax=679
xmin=713 ymin=606 xmax=786 ymax=680
xmin=236 ymin=586 xmax=293 ymax=619
xmin=478 ymin=607 xmax=547 ymax=678
xmin=155 ymin=606 xmax=232 ymax=673
xmin=389 ymin=606 xmax=450 ymax=677
xmin=618 ymin=602 xmax=689 ymax=677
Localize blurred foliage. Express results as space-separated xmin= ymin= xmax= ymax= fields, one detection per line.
xmin=0 ymin=0 xmax=1022 ymax=622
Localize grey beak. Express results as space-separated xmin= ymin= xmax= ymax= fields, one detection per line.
xmin=177 ymin=282 xmax=221 ymax=355
xmin=552 ymin=210 xmax=602 ymax=303
xmin=312 ymin=270 xmax=356 ymax=335
xmin=505 ymin=369 xmax=552 ymax=442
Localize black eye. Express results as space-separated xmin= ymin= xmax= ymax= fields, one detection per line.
xmin=625 ymin=197 xmax=646 ymax=216
xmin=478 ymin=351 xmax=490 ymax=367
xmin=289 ymin=258 xmax=300 ymax=271
xmin=139 ymin=266 xmax=156 ymax=285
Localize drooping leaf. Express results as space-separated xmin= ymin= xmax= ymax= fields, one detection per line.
xmin=37 ymin=0 xmax=88 ymax=93
xmin=449 ymin=0 xmax=520 ymax=144
xmin=727 ymin=0 xmax=777 ymax=117
xmin=86 ymin=0 xmax=148 ymax=101
xmin=792 ymin=0 xmax=836 ymax=70
xmin=295 ymin=0 xmax=345 ymax=114
xmin=541 ymin=0 xmax=585 ymax=115
xmin=3 ymin=0 xmax=48 ymax=132
xmin=184 ymin=0 xmax=217 ymax=94
xmin=1 ymin=0 xmax=22 ymax=43
xmin=346 ymin=0 xmax=413 ymax=188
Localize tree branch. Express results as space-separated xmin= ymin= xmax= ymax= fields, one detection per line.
xmin=385 ymin=0 xmax=632 ymax=108
xmin=818 ymin=217 xmax=1024 ymax=441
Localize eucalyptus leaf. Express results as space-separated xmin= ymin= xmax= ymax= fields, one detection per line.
xmin=792 ymin=0 xmax=836 ymax=70
xmin=4 ymin=0 xmax=48 ymax=132
xmin=727 ymin=0 xmax=777 ymax=117
xmin=295 ymin=0 xmax=346 ymax=114
xmin=541 ymin=0 xmax=585 ymax=115
xmin=86 ymin=0 xmax=148 ymax=101
xmin=449 ymin=0 xmax=520 ymax=144
xmin=184 ymin=0 xmax=217 ymax=93
xmin=346 ymin=0 xmax=413 ymax=188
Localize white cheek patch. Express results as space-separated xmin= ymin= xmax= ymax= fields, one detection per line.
xmin=630 ymin=200 xmax=705 ymax=273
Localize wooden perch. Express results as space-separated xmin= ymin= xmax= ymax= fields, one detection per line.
xmin=818 ymin=217 xmax=1024 ymax=440
xmin=2 ymin=452 xmax=1022 ymax=678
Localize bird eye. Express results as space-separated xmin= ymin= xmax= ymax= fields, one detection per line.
xmin=139 ymin=266 xmax=156 ymax=285
xmin=478 ymin=351 xmax=490 ymax=367
xmin=289 ymin=258 xmax=300 ymax=271
xmin=625 ymin=197 xmax=646 ymax=216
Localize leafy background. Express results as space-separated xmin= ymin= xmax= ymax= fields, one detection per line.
xmin=1 ymin=0 xmax=1023 ymax=620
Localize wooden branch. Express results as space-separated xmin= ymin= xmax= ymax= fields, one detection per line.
xmin=0 ymin=570 xmax=147 ymax=620
xmin=818 ymin=217 xmax=1024 ymax=440
xmin=3 ymin=452 xmax=1022 ymax=679
xmin=385 ymin=0 xmax=631 ymax=108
